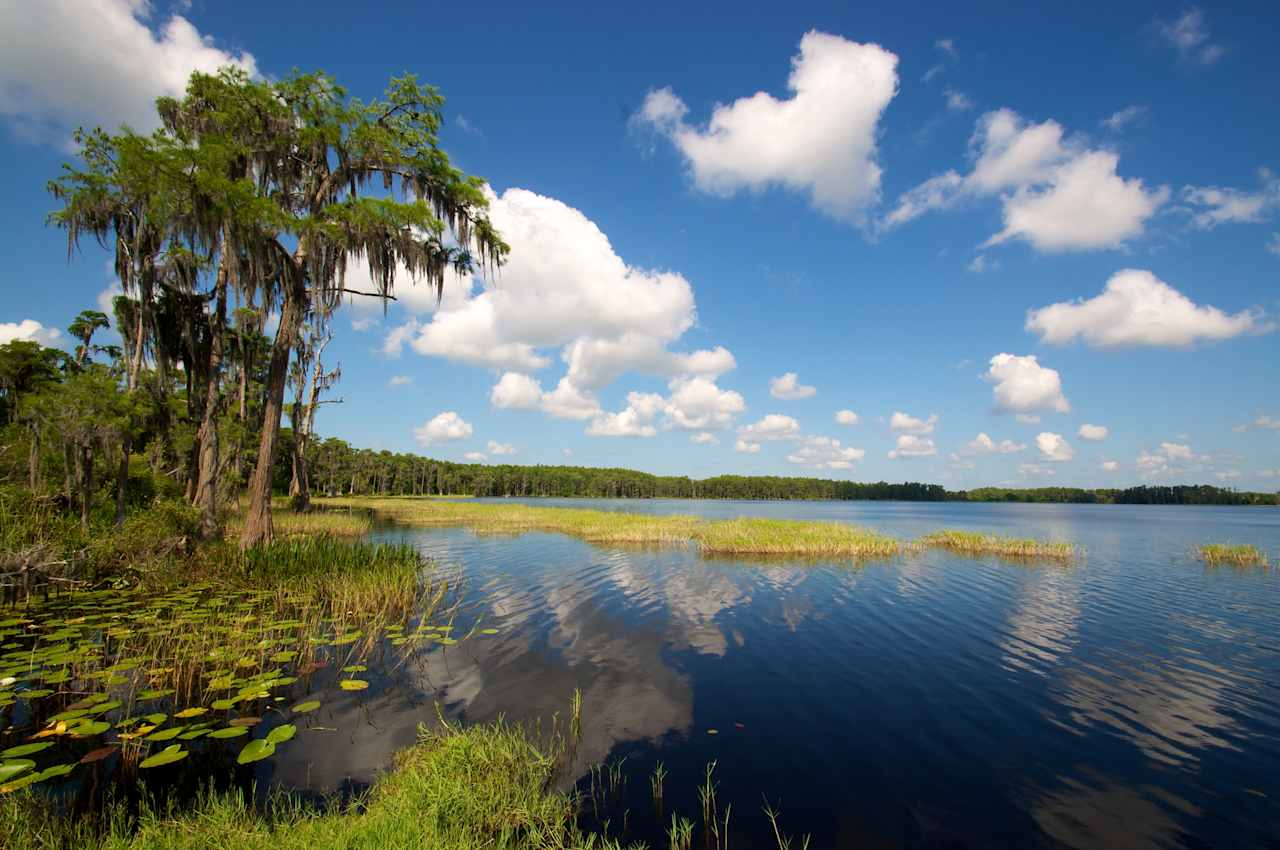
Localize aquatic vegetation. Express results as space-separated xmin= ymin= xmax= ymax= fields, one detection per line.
xmin=319 ymin=497 xmax=904 ymax=559
xmin=0 ymin=540 xmax=453 ymax=799
xmin=917 ymin=530 xmax=1079 ymax=561
xmin=694 ymin=518 xmax=899 ymax=558
xmin=1196 ymin=543 xmax=1269 ymax=568
xmin=0 ymin=720 xmax=630 ymax=850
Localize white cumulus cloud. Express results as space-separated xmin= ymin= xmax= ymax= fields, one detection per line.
xmin=769 ymin=372 xmax=817 ymax=400
xmin=635 ymin=31 xmax=899 ymax=224
xmin=487 ymin=441 xmax=517 ymax=456
xmin=985 ymin=353 xmax=1070 ymax=415
xmin=1026 ymin=269 xmax=1272 ymax=348
xmin=890 ymin=411 xmax=938 ymax=434
xmin=958 ymin=432 xmax=1026 ymax=456
xmin=690 ymin=432 xmax=719 ymax=446
xmin=786 ymin=436 xmax=865 ymax=470
xmin=414 ymin=411 xmax=474 ymax=446
xmin=888 ymin=434 xmax=936 ymax=459
xmin=883 ymin=108 xmax=1168 ymax=252
xmin=1078 ymin=423 xmax=1109 ymax=441
xmin=1233 ymin=415 xmax=1280 ymax=433
xmin=0 ymin=0 xmax=258 ymax=144
xmin=463 ymin=452 xmax=487 ymax=463
xmin=1100 ymin=460 xmax=1120 ymax=471
xmin=0 ymin=319 xmax=63 ymax=347
xmin=736 ymin=414 xmax=802 ymax=451
xmin=1036 ymin=432 xmax=1074 ymax=462
xmin=835 ymin=409 xmax=860 ymax=425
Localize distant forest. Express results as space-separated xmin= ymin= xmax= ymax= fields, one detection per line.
xmin=283 ymin=436 xmax=1279 ymax=506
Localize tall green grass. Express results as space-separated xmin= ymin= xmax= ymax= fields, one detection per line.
xmin=0 ymin=720 xmax=626 ymax=850
xmin=917 ymin=530 xmax=1078 ymax=561
xmin=1196 ymin=543 xmax=1269 ymax=568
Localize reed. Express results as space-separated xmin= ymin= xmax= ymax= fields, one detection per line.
xmin=917 ymin=530 xmax=1078 ymax=561
xmin=1196 ymin=543 xmax=1269 ymax=568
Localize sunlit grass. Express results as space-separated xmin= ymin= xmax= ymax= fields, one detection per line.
xmin=318 ymin=497 xmax=903 ymax=559
xmin=1196 ymin=543 xmax=1269 ymax=568
xmin=1 ymin=718 xmax=624 ymax=850
xmin=694 ymin=518 xmax=899 ymax=558
xmin=917 ymin=530 xmax=1078 ymax=561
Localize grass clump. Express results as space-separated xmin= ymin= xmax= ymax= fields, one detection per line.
xmin=917 ymin=530 xmax=1078 ymax=561
xmin=693 ymin=518 xmax=900 ymax=558
xmin=1196 ymin=543 xmax=1269 ymax=568
xmin=1 ymin=720 xmax=625 ymax=850
xmin=265 ymin=509 xmax=373 ymax=539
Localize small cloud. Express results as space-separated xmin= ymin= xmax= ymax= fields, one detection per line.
xmin=935 ymin=38 xmax=957 ymax=57
xmin=1155 ymin=8 xmax=1226 ymax=65
xmin=1036 ymin=432 xmax=1074 ymax=461
xmin=690 ymin=432 xmax=719 ymax=445
xmin=967 ymin=254 xmax=998 ymax=273
xmin=944 ymin=89 xmax=973 ymax=112
xmin=769 ymin=372 xmax=817 ymax=400
xmin=835 ymin=409 xmax=860 ymax=425
xmin=1019 ymin=462 xmax=1056 ymax=477
xmin=562 ymin=448 xmax=573 ymax=458
xmin=351 ymin=316 xmax=377 ymax=332
xmin=414 ymin=411 xmax=474 ymax=446
xmin=890 ymin=411 xmax=938 ymax=435
xmin=921 ymin=64 xmax=945 ymax=84
xmin=1101 ymin=105 xmax=1149 ymax=132
xmin=1100 ymin=460 xmax=1120 ymax=471
xmin=888 ymin=434 xmax=936 ymax=459
xmin=455 ymin=114 xmax=483 ymax=136
xmin=487 ymin=440 xmax=517 ymax=456
xmin=463 ymin=451 xmax=487 ymax=463
xmin=1233 ymin=415 xmax=1280 ymax=433
xmin=1267 ymin=232 xmax=1280 ymax=256
xmin=1077 ymin=423 xmax=1109 ymax=441
xmin=1016 ymin=414 xmax=1042 ymax=425
xmin=388 ymin=375 xmax=412 ymax=388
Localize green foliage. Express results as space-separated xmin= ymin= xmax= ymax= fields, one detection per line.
xmin=0 ymin=341 xmax=66 ymax=425
xmin=1 ymin=721 xmax=620 ymax=850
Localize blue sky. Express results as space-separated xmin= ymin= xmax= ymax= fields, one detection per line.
xmin=1 ymin=0 xmax=1277 ymax=488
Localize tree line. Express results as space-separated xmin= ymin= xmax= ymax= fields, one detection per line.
xmin=274 ymin=436 xmax=1279 ymax=506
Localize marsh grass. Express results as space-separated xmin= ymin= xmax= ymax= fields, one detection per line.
xmin=1 ymin=719 xmax=629 ymax=850
xmin=266 ymin=510 xmax=373 ymax=539
xmin=917 ymin=530 xmax=1078 ymax=561
xmin=1196 ymin=543 xmax=1269 ymax=568
xmin=319 ymin=498 xmax=903 ymax=560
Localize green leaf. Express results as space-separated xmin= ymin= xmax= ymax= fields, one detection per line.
xmin=0 ymin=760 xmax=35 ymax=782
xmin=209 ymin=726 xmax=248 ymax=739
xmin=236 ymin=738 xmax=276 ymax=764
xmin=1 ymin=743 xmax=53 ymax=758
xmin=138 ymin=745 xmax=187 ymax=769
xmin=265 ymin=724 xmax=296 ymax=745
xmin=145 ymin=727 xmax=182 ymax=742
xmin=339 ymin=679 xmax=368 ymax=691
xmin=291 ymin=700 xmax=321 ymax=714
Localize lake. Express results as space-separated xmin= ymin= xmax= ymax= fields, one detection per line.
xmin=285 ymin=499 xmax=1279 ymax=848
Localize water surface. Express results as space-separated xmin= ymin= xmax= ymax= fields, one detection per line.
xmin=293 ymin=499 xmax=1280 ymax=849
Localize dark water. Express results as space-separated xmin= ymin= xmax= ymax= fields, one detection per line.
xmin=278 ymin=500 xmax=1280 ymax=849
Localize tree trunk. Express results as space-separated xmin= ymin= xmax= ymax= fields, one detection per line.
xmin=114 ymin=433 xmax=131 ymax=527
xmin=79 ymin=442 xmax=94 ymax=534
xmin=27 ymin=425 xmax=40 ymax=492
xmin=193 ymin=254 xmax=229 ymax=537
xmin=240 ymin=285 xmax=306 ymax=549
xmin=63 ymin=441 xmax=75 ymax=503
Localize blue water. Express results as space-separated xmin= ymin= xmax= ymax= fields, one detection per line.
xmin=285 ymin=499 xmax=1280 ymax=849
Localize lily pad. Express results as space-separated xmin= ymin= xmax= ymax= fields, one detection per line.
xmin=341 ymin=665 xmax=367 ymax=674
xmin=138 ymin=745 xmax=188 ymax=769
xmin=291 ymin=700 xmax=321 ymax=714
xmin=229 ymin=716 xmax=261 ymax=727
xmin=0 ymin=760 xmax=35 ymax=782
xmin=236 ymin=738 xmax=275 ymax=764
xmin=339 ymin=679 xmax=368 ymax=691
xmin=266 ymin=723 xmax=296 ymax=745
xmin=1 ymin=742 xmax=53 ymax=758
xmin=80 ymin=746 xmax=119 ymax=764
xmin=145 ymin=727 xmax=183 ymax=742
xmin=174 ymin=707 xmax=208 ymax=719
xmin=209 ymin=726 xmax=249 ymax=739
